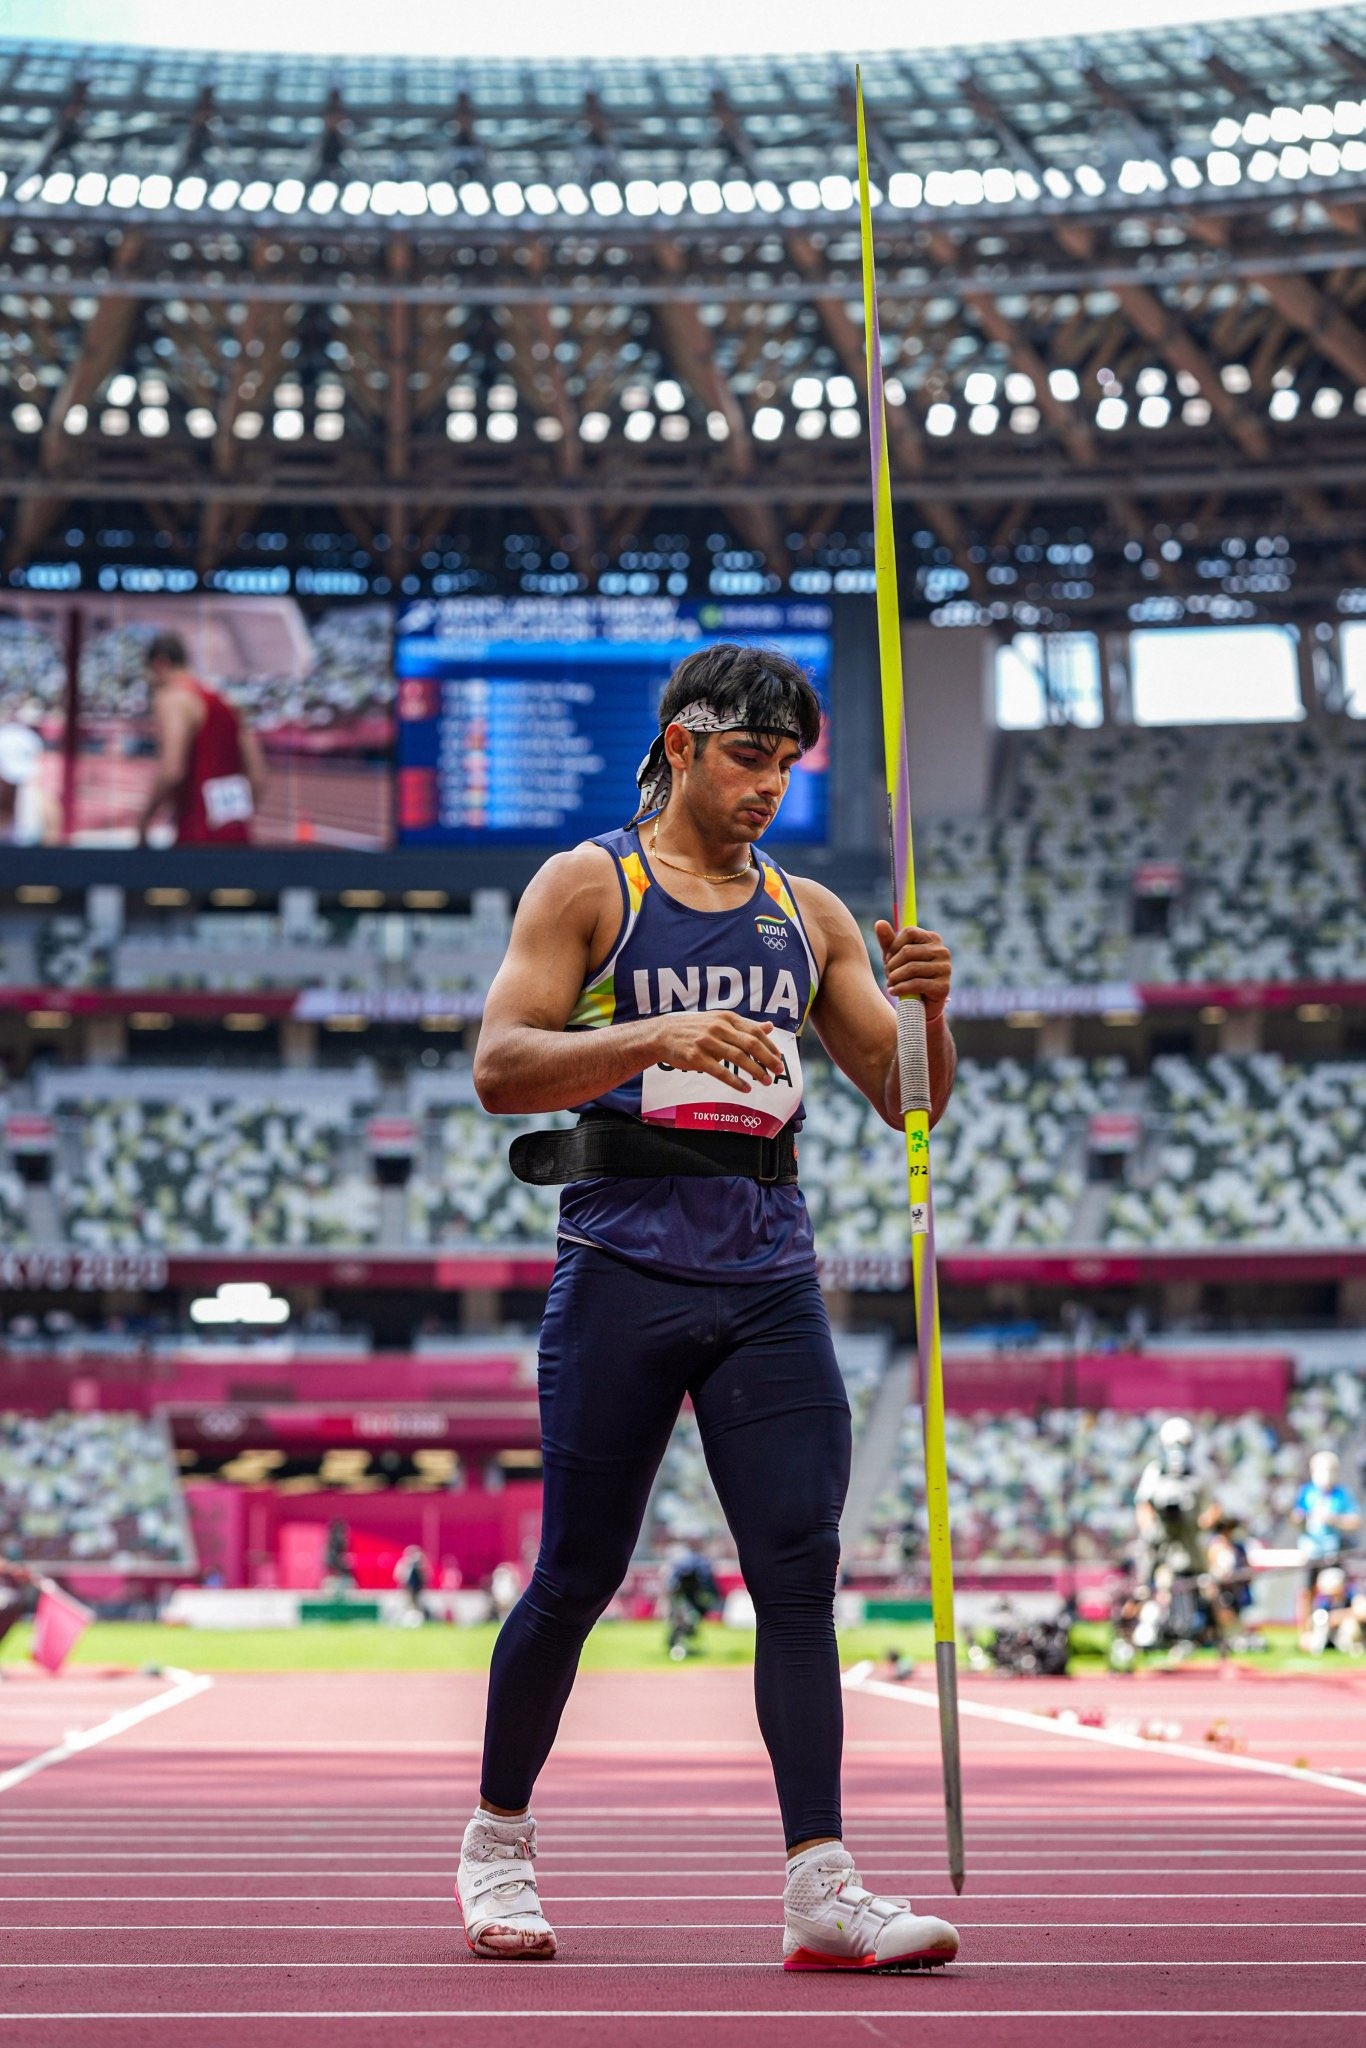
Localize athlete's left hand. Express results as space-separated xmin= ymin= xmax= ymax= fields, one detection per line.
xmin=873 ymin=921 xmax=951 ymax=1024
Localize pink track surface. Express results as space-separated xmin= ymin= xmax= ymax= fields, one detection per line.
xmin=2 ymin=1663 xmax=1364 ymax=2047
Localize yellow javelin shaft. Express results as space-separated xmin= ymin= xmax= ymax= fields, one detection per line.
xmin=856 ymin=70 xmax=964 ymax=1894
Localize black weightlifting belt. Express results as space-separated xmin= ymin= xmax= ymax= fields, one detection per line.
xmin=509 ymin=1107 xmax=798 ymax=1187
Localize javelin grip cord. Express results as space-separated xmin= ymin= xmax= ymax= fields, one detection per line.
xmin=898 ymin=996 xmax=932 ymax=1117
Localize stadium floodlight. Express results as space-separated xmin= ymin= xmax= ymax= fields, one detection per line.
xmin=108 ymin=172 xmax=140 ymax=207
xmin=982 ymin=167 xmax=1016 ymax=203
xmin=1135 ymin=367 xmax=1167 ymax=396
xmin=1309 ymin=141 xmax=1341 ymax=176
xmin=12 ymin=402 xmax=42 ymax=433
xmin=141 ymin=374 xmax=170 ymax=404
xmin=884 ymin=376 xmax=907 ymax=406
xmin=41 ymin=170 xmax=75 ymax=204
xmin=1003 ymin=371 xmax=1034 ymax=403
xmin=1312 ymin=387 xmax=1343 ymax=419
xmin=274 ymin=179 xmax=305 ymax=213
xmin=968 ymin=403 xmax=998 ymax=434
xmin=1334 ymin=99 xmax=1366 ymax=135
xmin=795 ymin=410 xmax=825 ymax=438
xmin=395 ymin=180 xmax=427 ymax=216
xmin=308 ymin=180 xmax=339 ymax=213
xmin=341 ymin=180 xmax=371 ymax=214
xmin=1168 ymin=155 xmax=1201 ymax=189
xmin=657 ymin=179 xmax=688 ymax=214
xmin=273 ymin=409 xmax=304 ymax=439
xmin=100 ymin=408 xmax=129 ymax=434
xmin=580 ymin=410 xmax=610 ymax=441
xmin=1247 ymin=150 xmax=1278 ymax=182
xmin=107 ymin=374 xmax=136 ymax=406
xmin=1242 ymin=111 xmax=1272 ymax=145
xmin=232 ymin=411 xmax=263 ymax=439
xmin=887 ymin=171 xmax=923 ymax=208
xmin=493 ymin=180 xmax=525 ymax=216
xmin=446 ymin=412 xmax=477 ymax=442
xmin=460 ymin=181 xmax=492 ymax=215
xmin=826 ymin=374 xmax=857 ymax=409
xmin=788 ymin=179 xmax=821 ymax=209
xmin=1269 ymin=105 xmax=1303 ymax=143
xmin=963 ymin=371 xmax=995 ymax=406
xmin=752 ymin=406 xmax=783 ymax=440
xmin=534 ymin=416 xmax=564 ymax=441
xmin=487 ymin=413 xmax=518 ymax=441
xmin=428 ymin=181 xmax=458 ymax=215
xmin=1010 ymin=404 xmax=1040 ymax=433
xmin=1210 ymin=117 xmax=1241 ymax=148
xmin=556 ymin=182 xmax=589 ymax=215
xmin=240 ymin=178 xmax=273 ymax=211
xmin=706 ymin=410 xmax=731 ymax=440
xmin=62 ymin=404 xmax=88 ymax=435
xmin=689 ymin=179 xmax=723 ymax=213
xmin=926 ymin=401 xmax=955 ymax=435
xmin=722 ymin=178 xmax=755 ymax=212
xmin=315 ymin=413 xmax=345 ymax=441
xmin=793 ymin=375 xmax=823 ymax=410
xmin=621 ymin=384 xmax=651 ymax=411
xmin=1074 ymin=164 xmax=1105 ymax=195
xmin=175 ymin=175 xmax=207 ymax=208
xmin=317 ymin=380 xmax=346 ymax=410
xmin=1302 ymin=102 xmax=1335 ymax=139
xmin=590 ymin=179 xmax=624 ymax=215
xmin=626 ymin=179 xmax=660 ymax=215
xmin=137 ymin=406 xmax=169 ymax=437
xmin=1183 ymin=396 xmax=1211 ymax=425
xmin=923 ymin=170 xmax=953 ymax=205
xmin=1043 ymin=167 xmax=1072 ymax=197
xmin=274 ymin=379 xmax=303 ymax=408
xmin=653 ymin=379 xmax=685 ymax=412
xmin=14 ymin=171 xmax=40 ymax=203
xmin=754 ymin=179 xmax=784 ymax=211
xmin=624 ymin=409 xmax=656 ymax=441
xmin=75 ymin=171 xmax=107 ymax=205
xmin=488 ymin=383 xmax=518 ymax=411
xmin=1269 ymin=387 xmax=1299 ymax=421
xmin=1014 ymin=169 xmax=1041 ymax=200
xmin=447 ymin=383 xmax=476 ymax=410
xmin=191 ymin=1281 xmax=289 ymax=1327
xmin=138 ymin=173 xmax=172 ymax=209
xmin=950 ymin=168 xmax=984 ymax=206
xmin=186 ymin=407 xmax=215 ymax=437
xmin=820 ymin=173 xmax=854 ymax=210
xmin=371 ymin=180 xmax=400 ymax=215
xmin=1048 ymin=366 xmax=1080 ymax=401
xmin=1096 ymin=395 xmax=1127 ymax=429
xmin=1278 ymin=145 xmax=1309 ymax=179
xmin=1138 ymin=395 xmax=1170 ymax=428
xmin=209 ymin=179 xmax=241 ymax=210
xmin=1344 ymin=139 xmax=1366 ymax=170
xmin=660 ymin=414 xmax=689 ymax=442
xmin=522 ymin=182 xmax=556 ymax=215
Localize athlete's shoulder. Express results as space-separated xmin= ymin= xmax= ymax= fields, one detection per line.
xmin=782 ymin=870 xmax=861 ymax=947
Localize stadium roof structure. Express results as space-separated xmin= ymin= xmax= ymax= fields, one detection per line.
xmin=3 ymin=6 xmax=1366 ymax=630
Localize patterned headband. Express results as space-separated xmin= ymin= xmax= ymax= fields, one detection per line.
xmin=633 ymin=696 xmax=803 ymax=815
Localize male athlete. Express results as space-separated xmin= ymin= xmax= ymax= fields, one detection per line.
xmin=458 ymin=641 xmax=959 ymax=1972
xmin=135 ymin=631 xmax=266 ymax=845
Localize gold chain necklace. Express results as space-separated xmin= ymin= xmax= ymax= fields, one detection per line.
xmin=648 ymin=824 xmax=754 ymax=885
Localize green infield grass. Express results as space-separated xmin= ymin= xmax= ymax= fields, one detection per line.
xmin=0 ymin=1616 xmax=1325 ymax=1676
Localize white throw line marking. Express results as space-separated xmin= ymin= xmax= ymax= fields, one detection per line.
xmin=843 ymin=1671 xmax=1366 ymax=1800
xmin=0 ymin=1671 xmax=212 ymax=1797
xmin=1 ymin=2011 xmax=1364 ymax=2023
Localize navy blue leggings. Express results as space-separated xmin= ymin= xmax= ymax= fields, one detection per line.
xmin=480 ymin=1243 xmax=852 ymax=1848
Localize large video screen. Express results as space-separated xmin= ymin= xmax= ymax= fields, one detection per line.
xmin=393 ymin=596 xmax=832 ymax=848
xmin=0 ymin=593 xmax=392 ymax=850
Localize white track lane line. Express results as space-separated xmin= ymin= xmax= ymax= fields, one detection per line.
xmin=8 ymin=1920 xmax=1366 ymax=1931
xmin=4 ymin=1961 xmax=1366 ymax=1972
xmin=5 ymin=1889 xmax=1366 ymax=1902
xmin=843 ymin=1672 xmax=1366 ymax=1800
xmin=4 ymin=1843 xmax=1361 ymax=1859
xmin=3 ymin=2010 xmax=1365 ymax=2022
xmin=0 ymin=1670 xmax=212 ymax=1796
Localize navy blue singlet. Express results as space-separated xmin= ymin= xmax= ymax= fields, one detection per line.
xmin=556 ymin=824 xmax=821 ymax=1282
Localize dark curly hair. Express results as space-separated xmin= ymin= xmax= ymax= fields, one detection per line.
xmin=628 ymin=641 xmax=823 ymax=824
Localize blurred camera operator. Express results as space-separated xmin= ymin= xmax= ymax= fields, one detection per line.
xmin=1293 ymin=1450 xmax=1361 ymax=1631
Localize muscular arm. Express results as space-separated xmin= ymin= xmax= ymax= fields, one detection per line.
xmin=136 ymin=693 xmax=198 ymax=839
xmin=473 ymin=846 xmax=786 ymax=1115
xmin=798 ymin=880 xmax=956 ymax=1132
xmin=238 ymin=722 xmax=268 ymax=807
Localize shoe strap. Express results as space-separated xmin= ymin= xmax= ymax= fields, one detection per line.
xmin=462 ymin=1856 xmax=538 ymax=1905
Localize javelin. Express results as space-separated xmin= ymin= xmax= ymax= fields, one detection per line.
xmin=855 ymin=69 xmax=965 ymax=1896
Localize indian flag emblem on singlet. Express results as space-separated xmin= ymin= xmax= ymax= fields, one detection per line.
xmin=755 ymin=914 xmax=789 ymax=953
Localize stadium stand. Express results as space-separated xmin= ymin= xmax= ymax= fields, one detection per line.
xmin=868 ymin=1368 xmax=1366 ymax=1569
xmin=1103 ymin=1054 xmax=1366 ymax=1246
xmin=45 ymin=1068 xmax=380 ymax=1251
xmin=408 ymin=1102 xmax=565 ymax=1247
xmin=0 ymin=1410 xmax=191 ymax=1567
xmin=1154 ymin=718 xmax=1366 ymax=984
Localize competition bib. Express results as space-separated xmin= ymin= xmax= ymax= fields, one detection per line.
xmin=202 ymin=773 xmax=254 ymax=828
xmin=640 ymin=1026 xmax=802 ymax=1140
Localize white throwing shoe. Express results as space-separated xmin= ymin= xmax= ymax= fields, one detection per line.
xmin=782 ymin=1843 xmax=959 ymax=1972
xmin=456 ymin=1811 xmax=557 ymax=1960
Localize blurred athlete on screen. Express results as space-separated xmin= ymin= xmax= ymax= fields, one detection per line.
xmin=455 ymin=640 xmax=960 ymax=1974
xmin=135 ymin=631 xmax=266 ymax=845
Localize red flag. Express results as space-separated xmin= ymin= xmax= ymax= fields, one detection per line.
xmin=31 ymin=1581 xmax=94 ymax=1674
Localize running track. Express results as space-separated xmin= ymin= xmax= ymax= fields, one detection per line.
xmin=1 ymin=1662 xmax=1364 ymax=2046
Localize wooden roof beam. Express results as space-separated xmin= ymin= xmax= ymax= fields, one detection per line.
xmin=39 ymin=231 xmax=145 ymax=474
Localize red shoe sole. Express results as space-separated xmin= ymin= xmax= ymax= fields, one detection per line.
xmin=783 ymin=1943 xmax=958 ymax=1973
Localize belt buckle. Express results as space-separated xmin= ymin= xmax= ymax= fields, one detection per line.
xmin=755 ymin=1134 xmax=780 ymax=1184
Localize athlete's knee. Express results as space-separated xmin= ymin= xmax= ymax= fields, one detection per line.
xmin=745 ymin=1519 xmax=842 ymax=1614
xmin=525 ymin=1544 xmax=630 ymax=1632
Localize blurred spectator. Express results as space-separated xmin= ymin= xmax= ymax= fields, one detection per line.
xmin=1293 ymin=1449 xmax=1361 ymax=1628
xmin=0 ymin=721 xmax=57 ymax=845
xmin=135 ymin=632 xmax=267 ymax=846
xmin=394 ymin=1544 xmax=431 ymax=1626
xmin=0 ymin=1412 xmax=189 ymax=1566
xmin=322 ymin=1518 xmax=355 ymax=1593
